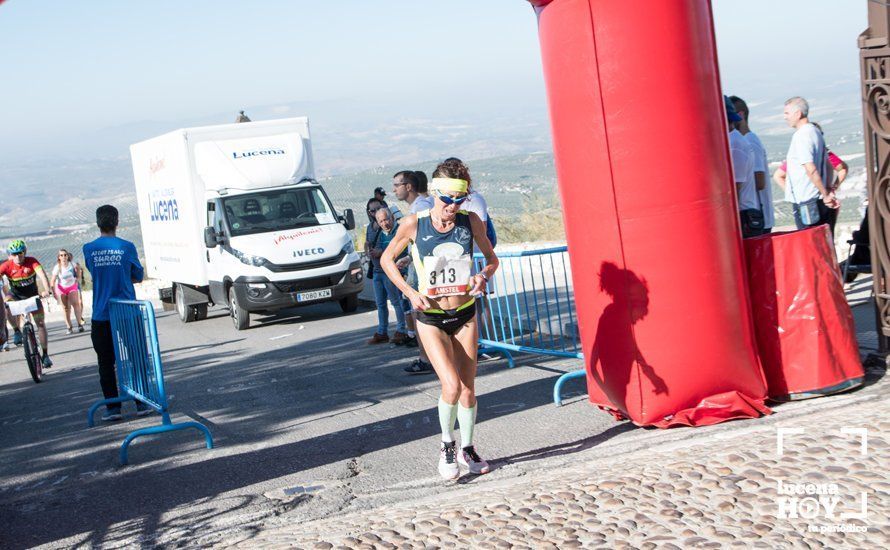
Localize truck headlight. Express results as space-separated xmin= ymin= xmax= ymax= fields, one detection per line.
xmin=341 ymin=241 xmax=356 ymax=256
xmin=231 ymin=248 xmax=268 ymax=267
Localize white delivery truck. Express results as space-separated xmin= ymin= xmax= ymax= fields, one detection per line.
xmin=130 ymin=117 xmax=363 ymax=330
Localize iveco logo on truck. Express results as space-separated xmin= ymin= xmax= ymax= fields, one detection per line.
xmin=294 ymin=247 xmax=324 ymax=257
xmin=232 ymin=148 xmax=286 ymax=159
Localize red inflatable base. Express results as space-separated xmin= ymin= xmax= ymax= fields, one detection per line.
xmin=744 ymin=226 xmax=864 ymax=400
xmin=534 ymin=0 xmax=771 ymax=428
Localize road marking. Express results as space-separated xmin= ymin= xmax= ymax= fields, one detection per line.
xmin=269 ymin=333 xmax=293 ymax=341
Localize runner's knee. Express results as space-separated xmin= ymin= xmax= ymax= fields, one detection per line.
xmin=459 ymin=385 xmax=475 ymax=402
xmin=441 ymin=379 xmax=461 ymax=403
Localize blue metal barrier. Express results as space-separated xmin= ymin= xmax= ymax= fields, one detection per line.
xmin=87 ymin=299 xmax=213 ymax=464
xmin=474 ymin=246 xmax=587 ymax=405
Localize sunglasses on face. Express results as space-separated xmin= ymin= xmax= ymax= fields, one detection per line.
xmin=434 ymin=190 xmax=469 ymax=206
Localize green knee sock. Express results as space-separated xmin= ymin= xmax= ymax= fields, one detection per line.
xmin=457 ymin=403 xmax=477 ymax=448
xmin=438 ymin=397 xmax=458 ymax=443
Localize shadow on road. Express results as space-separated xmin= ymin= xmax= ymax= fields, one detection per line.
xmin=0 ymin=302 xmax=610 ymax=548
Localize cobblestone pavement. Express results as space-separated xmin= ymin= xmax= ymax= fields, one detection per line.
xmin=231 ymin=388 xmax=888 ymax=549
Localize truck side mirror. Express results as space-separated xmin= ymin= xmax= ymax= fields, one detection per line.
xmin=204 ymin=226 xmax=218 ymax=248
xmin=341 ymin=209 xmax=356 ymax=230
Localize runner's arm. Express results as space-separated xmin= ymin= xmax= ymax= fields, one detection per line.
xmin=467 ymin=212 xmax=499 ymax=295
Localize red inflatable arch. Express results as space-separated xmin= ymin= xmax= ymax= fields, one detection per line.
xmin=528 ymin=0 xmax=771 ymax=426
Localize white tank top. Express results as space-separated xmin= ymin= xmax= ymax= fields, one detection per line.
xmin=53 ymin=263 xmax=78 ymax=288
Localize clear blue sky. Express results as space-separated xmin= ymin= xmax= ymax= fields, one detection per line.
xmin=0 ymin=0 xmax=869 ymax=159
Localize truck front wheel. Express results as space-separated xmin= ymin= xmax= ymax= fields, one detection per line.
xmin=339 ymin=293 xmax=359 ymax=313
xmin=228 ymin=286 xmax=250 ymax=330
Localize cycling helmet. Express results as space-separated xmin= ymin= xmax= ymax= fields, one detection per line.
xmin=7 ymin=239 xmax=26 ymax=255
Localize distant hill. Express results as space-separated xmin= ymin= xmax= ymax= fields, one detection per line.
xmin=0 ymin=86 xmax=869 ymax=273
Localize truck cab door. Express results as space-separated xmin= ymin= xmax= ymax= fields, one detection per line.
xmin=206 ymin=200 xmax=227 ymax=304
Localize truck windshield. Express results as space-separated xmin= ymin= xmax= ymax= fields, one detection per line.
xmin=221 ymin=187 xmax=337 ymax=237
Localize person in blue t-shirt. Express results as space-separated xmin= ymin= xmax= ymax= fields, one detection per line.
xmin=82 ymin=205 xmax=146 ymax=421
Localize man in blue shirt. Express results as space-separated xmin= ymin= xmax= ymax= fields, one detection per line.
xmin=83 ymin=205 xmax=145 ymax=421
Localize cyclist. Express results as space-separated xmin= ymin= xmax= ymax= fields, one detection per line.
xmin=0 ymin=240 xmax=54 ymax=368
xmin=2 ymin=275 xmax=20 ymax=348
xmin=0 ymin=279 xmax=7 ymax=351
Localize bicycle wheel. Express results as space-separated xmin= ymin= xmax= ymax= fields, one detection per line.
xmin=22 ymin=323 xmax=42 ymax=383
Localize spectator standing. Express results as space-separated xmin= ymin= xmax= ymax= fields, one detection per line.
xmin=392 ymin=171 xmax=436 ymax=371
xmin=782 ymin=96 xmax=838 ymax=229
xmin=774 ymin=128 xmax=847 ymax=237
xmin=731 ymin=96 xmax=774 ymax=234
xmin=373 ymin=186 xmax=388 ymax=207
xmin=363 ymin=199 xmax=385 ymax=286
xmin=82 ymin=205 xmax=149 ymax=421
xmin=367 ymin=208 xmax=409 ymax=344
xmin=725 ymin=97 xmax=759 ymax=238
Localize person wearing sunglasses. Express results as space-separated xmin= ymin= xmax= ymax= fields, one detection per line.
xmin=380 ymin=161 xmax=499 ymax=480
xmin=50 ymin=249 xmax=86 ymax=334
xmin=0 ymin=240 xmax=53 ymax=367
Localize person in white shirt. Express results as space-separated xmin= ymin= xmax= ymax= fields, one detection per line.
xmin=731 ymin=96 xmax=773 ymax=234
xmin=782 ymin=96 xmax=838 ymax=230
xmin=392 ymin=170 xmax=435 ymax=371
xmin=725 ymin=96 xmax=758 ymax=238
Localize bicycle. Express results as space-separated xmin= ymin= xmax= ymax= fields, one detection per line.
xmin=7 ymin=296 xmax=45 ymax=383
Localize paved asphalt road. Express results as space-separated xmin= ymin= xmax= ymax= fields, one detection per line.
xmin=0 ymin=301 xmax=619 ymax=548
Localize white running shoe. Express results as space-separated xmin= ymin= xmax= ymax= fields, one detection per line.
xmin=458 ymin=445 xmax=490 ymax=475
xmin=438 ymin=441 xmax=460 ymax=480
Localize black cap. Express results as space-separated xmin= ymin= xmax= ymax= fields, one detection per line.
xmin=374 ymin=187 xmax=386 ymax=196
xmin=724 ymin=95 xmax=742 ymax=123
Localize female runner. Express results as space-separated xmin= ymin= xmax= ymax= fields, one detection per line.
xmin=51 ymin=249 xmax=86 ymax=334
xmin=380 ymin=160 xmax=499 ymax=479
